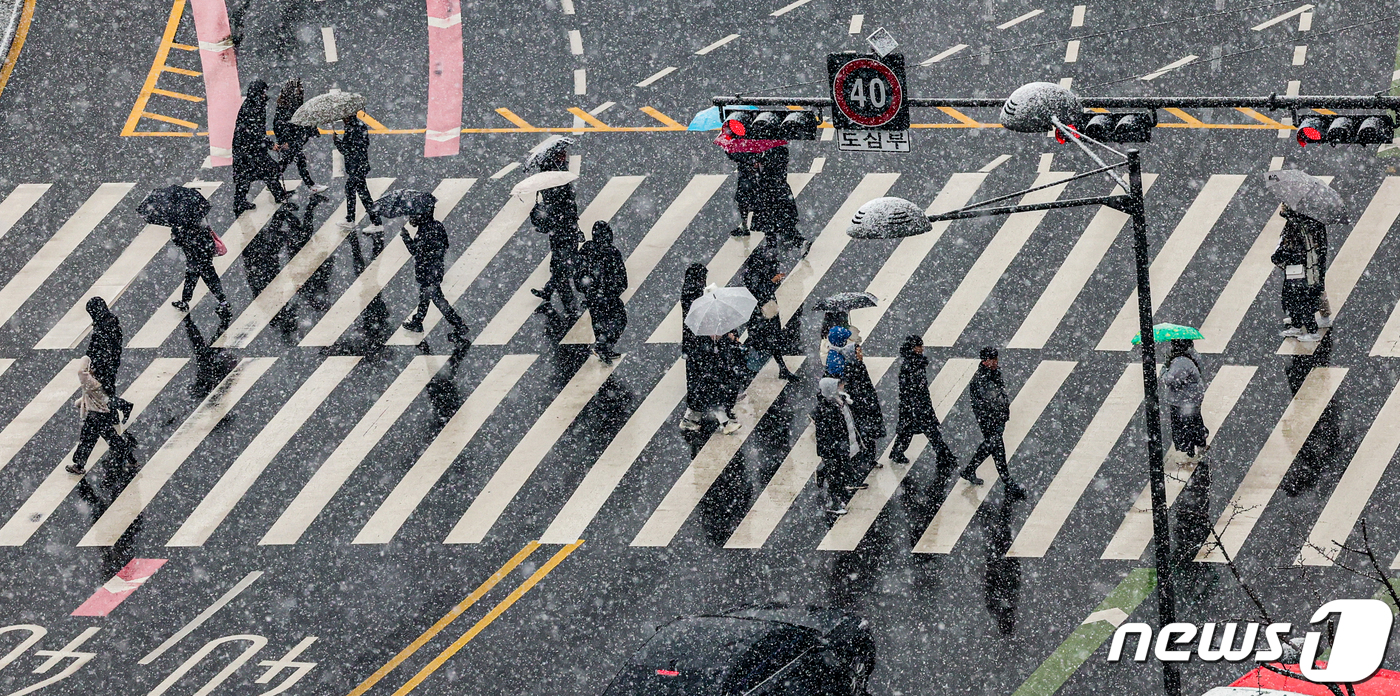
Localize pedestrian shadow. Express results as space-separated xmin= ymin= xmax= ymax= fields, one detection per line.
xmin=983 ymin=495 xmax=1021 ymax=637
xmin=182 ymin=314 xmax=237 ymax=403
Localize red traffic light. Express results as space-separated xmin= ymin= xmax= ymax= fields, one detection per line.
xmin=725 ymin=119 xmax=746 ymax=136
xmin=1055 ymin=123 xmax=1080 ymax=144
xmin=1296 ymin=116 xmax=1327 ymax=147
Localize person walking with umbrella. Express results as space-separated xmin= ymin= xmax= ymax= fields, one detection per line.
xmin=232 ymin=80 xmax=291 ymax=216
xmin=1263 ymin=170 xmax=1344 ymax=334
xmin=272 ymin=79 xmax=326 ymax=194
xmin=680 ymin=263 xmax=707 ymax=345
xmin=741 ymin=236 xmax=798 ymax=380
xmin=961 ymin=347 xmax=1025 ymax=499
xmin=1162 ymin=338 xmax=1209 ymax=458
xmin=1272 ymin=227 xmax=1322 ymax=342
xmin=721 ymin=124 xmax=763 ymax=237
xmin=170 ymin=216 xmax=232 ymax=324
xmin=813 ymin=376 xmax=861 ymax=515
xmin=576 ymin=221 xmax=627 ymax=364
xmin=752 ymin=143 xmax=804 ymax=251
xmin=843 ymin=343 xmax=884 ymax=472
xmin=334 ymin=113 xmax=384 ymax=235
xmin=529 ymin=179 xmax=582 ymax=317
xmin=400 ymin=206 xmax=470 ymax=349
xmin=1280 ymin=204 xmax=1332 ymax=332
xmin=890 ymin=336 xmax=957 ymax=471
xmin=680 ymin=286 xmax=755 ymax=434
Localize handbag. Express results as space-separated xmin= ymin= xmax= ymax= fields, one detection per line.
xmin=211 ymin=228 xmax=227 ymax=256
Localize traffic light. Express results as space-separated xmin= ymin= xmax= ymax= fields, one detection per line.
xmin=1081 ymin=111 xmax=1156 ymax=142
xmin=723 ymin=108 xmax=821 ymax=140
xmin=1296 ymin=114 xmax=1394 ymax=146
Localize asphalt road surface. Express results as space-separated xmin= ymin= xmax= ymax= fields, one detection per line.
xmin=2 ymin=1 xmax=1400 ymax=694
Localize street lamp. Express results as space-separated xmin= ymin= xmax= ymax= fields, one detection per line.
xmin=846 ymin=81 xmax=1181 ymax=696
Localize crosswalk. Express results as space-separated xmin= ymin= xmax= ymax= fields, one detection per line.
xmin=0 ymin=161 xmax=1398 ymax=563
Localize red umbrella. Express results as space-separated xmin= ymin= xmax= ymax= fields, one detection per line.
xmin=714 ymin=132 xmax=788 ymax=154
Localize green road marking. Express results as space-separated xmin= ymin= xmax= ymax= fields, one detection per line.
xmin=1013 ymin=568 xmax=1156 ymax=696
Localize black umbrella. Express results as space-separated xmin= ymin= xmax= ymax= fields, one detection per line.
xmin=138 ymin=185 xmax=212 ymax=227
xmin=814 ymin=291 xmax=878 ymax=312
xmin=373 ymin=189 xmax=438 ymax=219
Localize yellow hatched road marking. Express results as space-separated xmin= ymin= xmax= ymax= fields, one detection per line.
xmin=161 ymin=65 xmax=201 ymax=76
xmin=640 ymin=106 xmax=684 ymax=128
xmin=152 ymin=88 xmax=203 ymax=102
xmin=169 ymin=42 xmax=196 ymax=51
xmin=142 ymin=111 xmax=199 ymax=129
xmin=494 ymin=108 xmax=537 ymax=130
xmin=123 ymin=0 xmax=189 ymax=136
xmin=568 ymin=107 xmax=612 ymax=129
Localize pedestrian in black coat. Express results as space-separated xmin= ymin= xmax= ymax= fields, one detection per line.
xmin=751 ymin=145 xmax=803 ymax=250
xmin=727 ymin=148 xmax=761 ymax=237
xmin=400 ymin=211 xmax=469 ymax=347
xmin=231 ymin=79 xmax=290 ymax=215
xmin=961 ymin=346 xmax=1024 ymax=498
xmin=1281 ymin=206 xmax=1332 ymax=329
xmin=1273 ymin=220 xmax=1322 ymax=340
xmin=741 ymin=237 xmax=797 ymax=380
xmin=577 ymin=221 xmax=628 ymax=363
xmin=813 ymin=376 xmax=861 ymax=514
xmin=272 ymin=78 xmax=325 ymax=192
xmin=85 ymin=297 xmax=133 ymax=422
xmin=530 ymin=181 xmax=582 ymax=315
xmin=843 ymin=345 xmax=885 ymax=451
xmin=681 ymin=332 xmax=745 ymax=434
xmin=334 ymin=115 xmax=382 ymax=231
xmin=170 ymin=221 xmax=231 ymax=322
xmin=889 ymin=336 xmax=957 ymax=473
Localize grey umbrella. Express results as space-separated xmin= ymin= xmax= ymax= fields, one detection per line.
xmin=814 ymin=292 xmax=878 ymax=312
xmin=290 ymin=92 xmax=368 ymax=126
xmin=373 ymin=189 xmax=438 ymax=218
xmin=1262 ymin=170 xmax=1347 ymax=224
xmin=524 ymin=136 xmax=575 ymax=173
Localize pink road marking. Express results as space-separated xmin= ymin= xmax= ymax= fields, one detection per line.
xmin=189 ymin=0 xmax=242 ymax=166
xmin=424 ymin=0 xmax=463 ymax=158
xmin=71 ymin=558 xmax=168 ymax=617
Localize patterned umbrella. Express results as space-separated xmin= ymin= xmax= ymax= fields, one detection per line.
xmin=290 ymin=92 xmax=367 ymax=126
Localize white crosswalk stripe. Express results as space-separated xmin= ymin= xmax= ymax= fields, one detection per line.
xmin=0 ymin=359 xmax=84 ymax=476
xmin=0 ymin=184 xmax=51 ymax=242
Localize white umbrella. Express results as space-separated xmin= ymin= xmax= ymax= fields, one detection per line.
xmin=524 ymin=135 xmax=575 ymax=172
xmin=290 ymin=92 xmax=367 ymax=126
xmin=685 ymin=286 xmax=757 ymax=336
xmin=511 ymin=171 xmax=578 ymax=199
xmin=1262 ymin=170 xmax=1348 ymax=224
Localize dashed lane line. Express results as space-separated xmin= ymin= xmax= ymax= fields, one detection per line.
xmin=997 ymin=8 xmax=1044 ymax=30
xmin=769 ymin=0 xmax=809 ymax=17
xmin=635 ymin=66 xmax=676 ymax=88
xmin=1252 ymin=4 xmax=1315 ymax=31
xmin=695 ymin=33 xmax=739 ymax=55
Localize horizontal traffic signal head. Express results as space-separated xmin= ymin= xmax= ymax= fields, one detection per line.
xmin=1081 ymin=111 xmax=1155 ymax=143
xmin=722 ymin=108 xmax=822 ymax=140
xmin=1297 ymin=113 xmax=1394 ymax=146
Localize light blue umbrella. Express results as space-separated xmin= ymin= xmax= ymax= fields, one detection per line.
xmin=687 ymin=105 xmax=756 ymax=131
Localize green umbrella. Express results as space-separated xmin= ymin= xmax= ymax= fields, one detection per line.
xmin=1131 ymin=323 xmax=1204 ymax=346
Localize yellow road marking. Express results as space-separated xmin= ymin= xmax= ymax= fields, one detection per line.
xmin=495 ymin=108 xmax=537 ymax=130
xmin=391 ymin=540 xmax=584 ymax=696
xmin=567 ymin=107 xmax=612 ymax=129
xmin=356 ymin=111 xmax=391 ymax=133
xmin=345 ymin=542 xmax=541 ymax=696
xmin=1236 ymin=107 xmax=1289 ymax=128
xmin=640 ymin=106 xmax=684 ymax=129
xmin=123 ymin=0 xmax=189 ymax=136
xmin=1164 ymin=107 xmax=1205 ymax=126
xmin=169 ymin=42 xmax=196 ymax=51
xmin=153 ymin=88 xmax=204 ymax=102
xmin=162 ymin=65 xmax=201 ymax=77
xmin=937 ymin=106 xmax=984 ymax=126
xmin=142 ymin=111 xmax=199 ymax=129
xmin=0 ymin=0 xmax=36 ymax=100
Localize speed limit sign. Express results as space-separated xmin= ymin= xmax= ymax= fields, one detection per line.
xmin=828 ymin=52 xmax=909 ymax=131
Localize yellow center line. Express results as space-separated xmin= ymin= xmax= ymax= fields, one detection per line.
xmin=391 ymin=540 xmax=585 ymax=696
xmin=345 ymin=541 xmax=541 ymax=696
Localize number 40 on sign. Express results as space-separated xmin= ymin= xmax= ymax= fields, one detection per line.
xmin=838 ymin=130 xmax=911 ymax=153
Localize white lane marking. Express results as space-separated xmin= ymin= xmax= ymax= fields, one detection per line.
xmin=540 ymin=358 xmax=687 ymax=544
xmin=1064 ymin=40 xmax=1080 ymax=63
xmin=0 ymin=358 xmax=185 ymax=546
xmin=1071 ymin=5 xmax=1086 ymax=27
xmin=215 ymin=179 xmax=394 ymax=349
xmin=491 ymin=162 xmax=519 ymax=179
xmin=1277 ymin=114 xmax=1294 ymax=139
xmin=321 ymin=27 xmax=338 ymax=63
xmin=979 ymin=154 xmax=1011 ymax=172
xmin=914 ymin=360 xmax=1077 ymax=554
xmin=562 ymin=174 xmax=728 ymax=344
xmin=79 ymin=358 xmax=277 ymax=547
xmin=1009 ymin=175 xmax=1159 ymax=350
xmin=769 ymin=0 xmax=810 ymax=16
xmin=0 ymin=184 xmax=50 ymax=242
xmin=632 ymin=358 xmax=804 ymax=547
xmin=1299 ymin=10 xmax=1312 ymax=30
xmin=475 ymin=176 xmax=646 ymax=345
xmin=808 ymin=157 xmax=825 ymax=173
xmin=776 ymin=173 xmax=900 ymax=323
xmin=849 ymin=173 xmax=987 ymax=338
xmin=848 ymin=14 xmax=864 ymax=34
xmin=821 ymin=127 xmax=835 ymax=141
xmin=569 ymin=154 xmax=581 ymax=174
xmin=37 ymin=183 xmax=222 ymax=350
xmin=129 ymin=186 xmax=300 ymax=348
xmin=924 ymin=172 xmax=1072 ymax=347
xmin=1393 ymin=69 xmax=1400 ymax=84
xmin=1270 ymin=156 xmax=1285 ymax=171
xmin=695 ymin=34 xmax=739 ymax=55
xmin=1058 ymin=77 xmax=1073 ymax=89
xmin=819 ymin=358 xmax=979 ymax=551
xmin=1140 ymin=55 xmax=1198 ymax=80
xmin=0 ymin=183 xmax=132 ymax=331
xmin=1252 ymin=4 xmax=1315 ymax=31
xmin=355 ymin=355 xmax=536 ymax=545
xmin=635 ymin=66 xmax=676 ymax=88
xmin=589 ymin=101 xmax=615 ymax=115
xmin=727 ymin=359 xmax=894 ymax=549
xmin=1306 ymin=177 xmax=1400 ymax=355
xmin=0 ymin=360 xmax=12 ymax=380
xmin=1036 ymin=153 xmax=1054 ymax=172
xmin=259 ymin=356 xmax=446 ymax=546
xmin=1198 ymin=367 xmax=1346 ymax=563
xmin=1299 ymin=378 xmax=1400 ymax=565
xmin=920 ymin=44 xmax=968 ymax=66
xmin=1097 ymin=174 xmax=1246 ymax=351
xmin=560 ymin=0 xmax=574 ymax=13
xmin=446 ymin=355 xmax=621 ymax=544
xmin=300 ymin=178 xmax=476 ymax=347
xmin=1292 ymin=45 xmax=1307 ymax=65
xmin=1287 ymin=80 xmax=1301 ymax=96
xmin=427 ymin=13 xmax=461 ymax=28
xmin=574 ymin=69 xmax=587 ymax=95
xmin=0 ymin=359 xmax=81 ymax=476
xmin=166 ymin=357 xmax=360 ymax=547
xmin=1101 ymin=366 xmax=1255 ymax=560
xmin=568 ymin=29 xmax=583 ymax=55
xmin=997 ymin=8 xmax=1043 ymax=29
xmin=138 ymin=571 xmax=263 ymax=664
xmin=1007 ymin=364 xmax=1140 ymax=558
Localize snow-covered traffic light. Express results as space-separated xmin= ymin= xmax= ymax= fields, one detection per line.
xmin=1296 ymin=113 xmax=1394 ymax=146
xmin=1082 ymin=111 xmax=1156 ymax=142
xmin=723 ymin=108 xmax=821 ymax=140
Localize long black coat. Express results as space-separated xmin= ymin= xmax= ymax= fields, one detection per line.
xmin=86 ymin=316 xmax=123 ymax=396
xmin=969 ymin=365 xmax=1010 ymax=430
xmin=404 ymin=219 xmax=450 ymax=286
xmin=685 ymin=336 xmax=743 ymax=411
xmin=579 ymin=228 xmax=629 ymax=341
xmin=742 ymin=242 xmax=785 ymax=352
xmin=232 ymin=82 xmax=276 ymax=178
xmin=897 ymin=352 xmax=938 ymax=431
xmin=728 ymin=151 xmax=762 ymax=210
xmin=813 ymin=397 xmax=853 ymax=461
xmin=172 ymin=224 xmax=215 ymax=266
xmin=335 ymin=119 xmax=372 ymax=177
xmin=844 ymin=359 xmax=886 ymax=442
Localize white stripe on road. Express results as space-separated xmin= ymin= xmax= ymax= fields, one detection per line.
xmin=635 ymin=67 xmax=676 ymax=88
xmin=1071 ymin=5 xmax=1086 ymax=27
xmin=128 ymin=187 xmax=298 ymax=348
xmin=79 ymin=358 xmax=277 ymax=547
xmin=0 ymin=358 xmax=186 ymax=546
xmin=924 ymin=172 xmax=1072 ymax=347
xmin=0 ymin=183 xmax=132 ymax=331
xmin=1100 ymin=365 xmax=1255 ymax=560
xmin=353 ymin=355 xmax=534 ymax=545
xmin=321 ymin=26 xmax=338 ymax=62
xmin=849 ymin=173 xmax=988 ymax=339
xmin=1313 ymin=177 xmax=1400 ymax=355
xmin=632 ymin=358 xmax=805 ymax=547
xmin=216 ymin=179 xmax=394 ymax=349
xmin=1097 ymin=174 xmax=1246 ymax=351
xmin=0 ymin=359 xmax=82 ymax=476
xmin=1252 ymin=4 xmax=1315 ymax=31
xmin=475 ymin=176 xmax=645 ymax=345
xmin=568 ymin=29 xmax=583 ymax=55
xmin=37 ymin=183 xmax=222 ymax=350
xmin=490 ymin=162 xmax=519 ymax=180
xmin=560 ymin=0 xmax=574 ymax=13
xmin=1064 ymin=40 xmax=1081 ymax=63
xmin=769 ymin=0 xmax=810 ymax=16
xmin=1292 ymin=45 xmax=1308 ymax=66
xmin=541 ymin=358 xmax=688 ymax=544
xmin=848 ymin=14 xmax=864 ymax=34
xmin=137 ymin=570 xmax=263 ymax=665
xmin=166 ymin=357 xmax=360 ymax=547
xmin=300 ymin=179 xmax=475 ymax=347
xmin=913 ymin=360 xmax=1077 ymax=554
xmin=695 ymin=34 xmax=739 ymax=55
xmin=1299 ymin=10 xmax=1312 ymax=31
xmin=1006 ymin=364 xmax=1140 ymax=558
xmin=1009 ymin=175 xmax=1158 ymax=350
xmin=921 ymin=44 xmax=968 ymax=66
xmin=445 ymin=354 xmax=621 ymax=544
xmin=727 ymin=358 xmax=894 ymax=549
xmin=574 ymin=69 xmax=587 ymax=96
xmin=777 ymin=173 xmax=900 ymax=323
xmin=259 ymin=356 xmax=446 ymax=545
xmin=1197 ymin=367 xmax=1346 ymax=563
xmin=1140 ymin=55 xmax=1198 ymax=81
xmin=997 ymin=9 xmax=1044 ymax=29
xmin=562 ymin=174 xmax=728 ymax=344
xmin=0 ymin=184 xmax=51 ymax=242
xmin=819 ymin=358 xmax=978 ymax=551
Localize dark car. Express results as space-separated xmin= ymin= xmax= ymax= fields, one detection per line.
xmin=601 ymin=603 xmax=876 ymax=696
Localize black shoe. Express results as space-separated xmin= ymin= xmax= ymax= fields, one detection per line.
xmin=595 ymin=348 xmax=614 ymax=365
xmin=530 ymin=288 xmax=549 ymax=300
xmin=172 ymin=300 xmax=190 ymax=312
xmin=117 ymin=400 xmax=133 ymax=424
xmin=1004 ymin=480 xmax=1027 ymax=500
xmin=65 ymin=462 xmax=85 ymax=475
xmin=961 ymin=470 xmax=985 ymax=486
xmin=778 ymin=370 xmax=799 ymax=381
xmin=281 ymin=201 xmax=299 ymax=211
xmin=215 ymin=301 xmax=232 ymax=319
xmin=729 ymin=227 xmax=750 ymax=237
xmin=402 ymin=320 xmax=425 ymax=333
xmin=845 ymin=483 xmax=869 ymax=491
xmin=889 ymin=452 xmax=910 ymax=465
xmin=233 ymin=201 xmax=255 ymax=216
